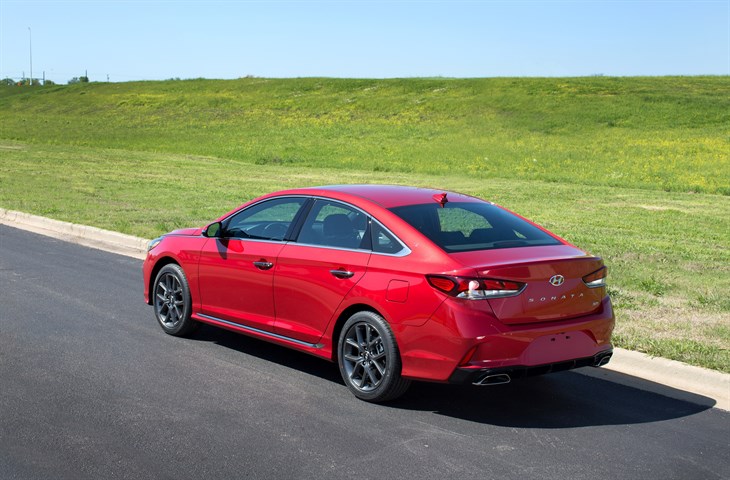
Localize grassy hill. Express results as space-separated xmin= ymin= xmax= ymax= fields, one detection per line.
xmin=1 ymin=77 xmax=729 ymax=372
xmin=1 ymin=76 xmax=728 ymax=194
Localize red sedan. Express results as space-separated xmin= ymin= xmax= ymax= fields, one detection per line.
xmin=143 ymin=185 xmax=614 ymax=402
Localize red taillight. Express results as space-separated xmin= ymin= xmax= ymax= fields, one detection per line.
xmin=427 ymin=276 xmax=457 ymax=293
xmin=427 ymin=275 xmax=525 ymax=299
xmin=481 ymin=279 xmax=523 ymax=291
xmin=583 ymin=267 xmax=607 ymax=288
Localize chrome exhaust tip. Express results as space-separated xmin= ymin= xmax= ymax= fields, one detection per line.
xmin=473 ymin=373 xmax=511 ymax=386
xmin=594 ymin=352 xmax=612 ymax=367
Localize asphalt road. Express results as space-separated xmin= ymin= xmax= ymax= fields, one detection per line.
xmin=1 ymin=224 xmax=728 ymax=480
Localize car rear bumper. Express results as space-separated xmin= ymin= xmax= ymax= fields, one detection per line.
xmin=397 ymin=296 xmax=615 ymax=382
xmin=448 ymin=349 xmax=613 ymax=385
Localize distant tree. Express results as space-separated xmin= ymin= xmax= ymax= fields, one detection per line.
xmin=1 ymin=78 xmax=15 ymax=86
xmin=44 ymin=79 xmax=56 ymax=86
xmin=79 ymin=75 xmax=89 ymax=83
xmin=68 ymin=77 xmax=80 ymax=84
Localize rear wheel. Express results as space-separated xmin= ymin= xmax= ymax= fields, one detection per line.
xmin=153 ymin=264 xmax=198 ymax=336
xmin=338 ymin=311 xmax=411 ymax=402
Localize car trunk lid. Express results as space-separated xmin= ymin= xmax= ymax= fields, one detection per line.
xmin=451 ymin=246 xmax=606 ymax=325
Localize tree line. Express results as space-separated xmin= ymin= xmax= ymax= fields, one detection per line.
xmin=1 ymin=75 xmax=90 ymax=86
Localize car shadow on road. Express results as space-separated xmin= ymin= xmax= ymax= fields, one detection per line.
xmin=389 ymin=373 xmax=717 ymax=428
xmin=190 ymin=324 xmax=717 ymax=429
xmin=190 ymin=323 xmax=344 ymax=383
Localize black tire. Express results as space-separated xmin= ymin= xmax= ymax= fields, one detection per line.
xmin=152 ymin=264 xmax=198 ymax=337
xmin=337 ymin=311 xmax=411 ymax=402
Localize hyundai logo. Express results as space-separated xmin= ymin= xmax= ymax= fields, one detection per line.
xmin=549 ymin=275 xmax=565 ymax=287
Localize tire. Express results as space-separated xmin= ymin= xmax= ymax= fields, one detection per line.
xmin=152 ymin=264 xmax=198 ymax=337
xmin=337 ymin=311 xmax=411 ymax=402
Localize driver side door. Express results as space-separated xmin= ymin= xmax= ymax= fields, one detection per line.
xmin=197 ymin=196 xmax=308 ymax=331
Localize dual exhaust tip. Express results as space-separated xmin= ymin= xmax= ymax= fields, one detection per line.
xmin=594 ymin=351 xmax=613 ymax=367
xmin=473 ymin=373 xmax=511 ymax=386
xmin=471 ymin=351 xmax=613 ymax=386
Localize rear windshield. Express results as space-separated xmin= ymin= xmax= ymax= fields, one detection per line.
xmin=390 ymin=202 xmax=561 ymax=252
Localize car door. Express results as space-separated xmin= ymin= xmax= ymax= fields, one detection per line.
xmin=274 ymin=199 xmax=371 ymax=344
xmin=197 ymin=196 xmax=308 ymax=332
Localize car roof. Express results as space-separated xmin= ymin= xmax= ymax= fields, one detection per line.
xmin=282 ymin=184 xmax=483 ymax=209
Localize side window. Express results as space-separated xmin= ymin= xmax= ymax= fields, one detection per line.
xmin=224 ymin=197 xmax=306 ymax=241
xmin=371 ymin=220 xmax=407 ymax=255
xmin=297 ymin=199 xmax=367 ymax=249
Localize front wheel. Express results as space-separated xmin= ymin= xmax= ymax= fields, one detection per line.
xmin=152 ymin=264 xmax=198 ymax=336
xmin=338 ymin=311 xmax=411 ymax=402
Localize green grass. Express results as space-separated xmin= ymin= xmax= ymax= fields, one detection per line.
xmin=1 ymin=142 xmax=728 ymax=372
xmin=0 ymin=76 xmax=728 ymax=372
xmin=1 ymin=76 xmax=728 ymax=194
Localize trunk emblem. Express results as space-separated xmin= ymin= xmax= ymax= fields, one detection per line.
xmin=549 ymin=275 xmax=565 ymax=286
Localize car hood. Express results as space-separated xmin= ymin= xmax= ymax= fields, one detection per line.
xmin=168 ymin=227 xmax=202 ymax=236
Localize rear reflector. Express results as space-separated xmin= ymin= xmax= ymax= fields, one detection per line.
xmin=427 ymin=275 xmax=525 ymax=299
xmin=583 ymin=267 xmax=607 ymax=288
xmin=458 ymin=345 xmax=479 ymax=366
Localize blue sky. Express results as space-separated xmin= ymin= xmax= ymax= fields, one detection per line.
xmin=1 ymin=1 xmax=728 ymax=83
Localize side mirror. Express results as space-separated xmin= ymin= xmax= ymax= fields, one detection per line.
xmin=203 ymin=221 xmax=222 ymax=238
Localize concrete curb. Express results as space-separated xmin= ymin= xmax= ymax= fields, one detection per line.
xmin=0 ymin=208 xmax=147 ymax=259
xmin=1 ymin=208 xmax=728 ymax=411
xmin=581 ymin=348 xmax=729 ymax=411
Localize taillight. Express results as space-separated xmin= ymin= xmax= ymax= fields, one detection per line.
xmin=427 ymin=275 xmax=525 ymax=299
xmin=583 ymin=267 xmax=607 ymax=288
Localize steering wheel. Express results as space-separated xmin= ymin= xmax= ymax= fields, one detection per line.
xmin=263 ymin=223 xmax=288 ymax=240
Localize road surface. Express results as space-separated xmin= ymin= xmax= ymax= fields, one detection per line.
xmin=1 ymin=224 xmax=728 ymax=480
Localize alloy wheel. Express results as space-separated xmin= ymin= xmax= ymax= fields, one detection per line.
xmin=154 ymin=272 xmax=185 ymax=328
xmin=341 ymin=322 xmax=387 ymax=392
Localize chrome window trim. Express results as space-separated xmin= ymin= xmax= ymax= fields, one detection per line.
xmin=285 ymin=241 xmax=372 ymax=254
xmin=301 ymin=196 xmax=411 ymax=256
xmin=366 ymin=218 xmax=412 ymax=257
xmin=285 ymin=240 xmax=411 ymax=257
xmin=214 ymin=194 xmax=412 ymax=256
xmin=216 ymin=237 xmax=293 ymax=246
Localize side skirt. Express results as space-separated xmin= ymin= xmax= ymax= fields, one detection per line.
xmin=193 ymin=312 xmax=332 ymax=359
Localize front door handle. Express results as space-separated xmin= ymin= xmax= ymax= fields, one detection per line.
xmin=253 ymin=261 xmax=274 ymax=270
xmin=330 ymin=269 xmax=354 ymax=279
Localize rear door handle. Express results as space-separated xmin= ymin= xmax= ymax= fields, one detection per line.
xmin=253 ymin=261 xmax=274 ymax=270
xmin=330 ymin=269 xmax=354 ymax=279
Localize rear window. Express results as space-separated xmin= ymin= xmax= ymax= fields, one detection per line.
xmin=390 ymin=202 xmax=561 ymax=252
